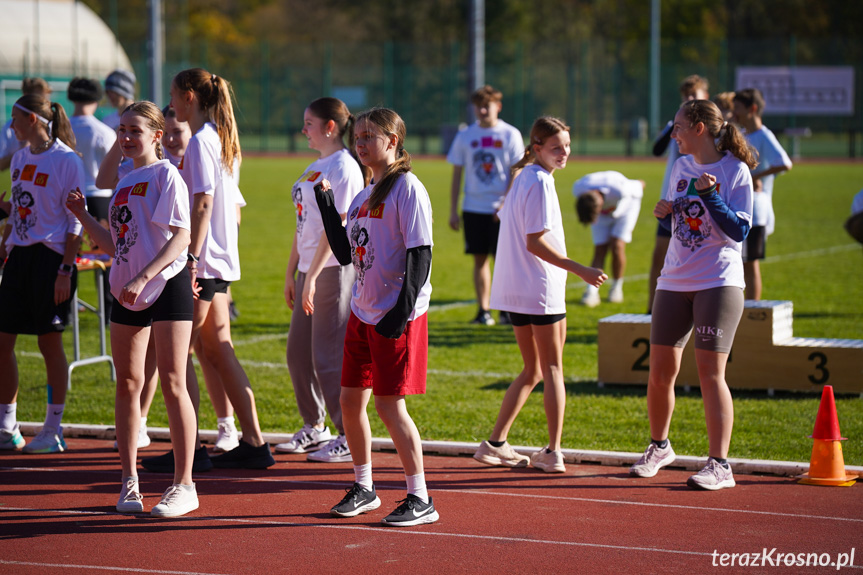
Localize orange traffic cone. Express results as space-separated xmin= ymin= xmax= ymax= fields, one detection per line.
xmin=798 ymin=386 xmax=857 ymax=487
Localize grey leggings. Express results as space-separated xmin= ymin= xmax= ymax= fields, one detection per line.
xmin=650 ymin=287 xmax=744 ymax=354
xmin=286 ymin=265 xmax=355 ymax=434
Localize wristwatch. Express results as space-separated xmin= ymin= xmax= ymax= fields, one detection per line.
xmin=59 ymin=263 xmax=75 ymax=273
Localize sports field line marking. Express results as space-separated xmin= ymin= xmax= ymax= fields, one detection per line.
xmin=4 ymin=466 xmax=862 ymax=525
xmin=0 ymin=559 xmax=229 ymax=575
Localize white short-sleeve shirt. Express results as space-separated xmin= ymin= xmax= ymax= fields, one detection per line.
xmin=490 ymin=163 xmax=568 ymax=315
xmin=179 ymin=122 xmax=240 ymax=281
xmin=7 ymin=141 xmax=84 ymax=255
xmin=344 ymin=172 xmax=433 ymax=325
xmin=109 ymin=159 xmax=190 ymax=311
xmin=746 ymin=126 xmax=791 ymax=234
xmin=70 ymin=115 xmax=117 ymax=198
xmin=292 ymin=149 xmax=364 ymax=272
xmin=446 ymin=120 xmax=525 ymax=214
xmin=658 ymin=151 xmax=753 ymax=292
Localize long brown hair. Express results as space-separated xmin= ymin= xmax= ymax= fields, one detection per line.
xmin=511 ymin=116 xmax=570 ymax=176
xmin=15 ymin=94 xmax=76 ymax=151
xmin=354 ymin=108 xmax=411 ymax=211
xmin=123 ymin=101 xmax=165 ymax=160
xmin=678 ymin=100 xmax=758 ymax=170
xmin=308 ymin=97 xmax=371 ymax=187
xmin=173 ymin=68 xmax=241 ymax=174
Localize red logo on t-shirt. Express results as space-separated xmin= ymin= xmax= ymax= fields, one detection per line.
xmin=131 ymin=182 xmax=148 ymax=197
xmin=178 ymin=157 xmax=184 ymax=170
xmin=21 ymin=165 xmax=36 ymax=181
xmin=358 ymin=202 xmax=385 ymax=219
xmin=34 ymin=173 xmax=49 ymax=187
xmin=114 ymin=186 xmax=132 ymax=205
xmin=306 ymin=171 xmax=322 ymax=182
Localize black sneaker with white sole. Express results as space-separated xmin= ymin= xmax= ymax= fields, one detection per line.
xmin=381 ymin=494 xmax=439 ymax=527
xmin=330 ymin=483 xmax=381 ymax=517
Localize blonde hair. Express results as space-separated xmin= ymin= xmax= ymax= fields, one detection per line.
xmin=123 ymin=101 xmax=165 ymax=160
xmin=511 ymin=116 xmax=570 ymax=176
xmin=678 ymin=100 xmax=758 ymax=170
xmin=354 ymin=108 xmax=411 ymax=211
xmin=173 ymin=68 xmax=241 ymax=174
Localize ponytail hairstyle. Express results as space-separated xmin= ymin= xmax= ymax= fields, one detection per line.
xmin=124 ymin=101 xmax=165 ymax=160
xmin=173 ymin=68 xmax=241 ymax=174
xmin=511 ymin=116 xmax=570 ymax=177
xmin=678 ymin=100 xmax=758 ymax=170
xmin=308 ymin=97 xmax=372 ymax=187
xmin=14 ymin=94 xmax=76 ymax=151
xmin=354 ymin=107 xmax=411 ymax=210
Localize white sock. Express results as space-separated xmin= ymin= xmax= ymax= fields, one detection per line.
xmin=354 ymin=463 xmax=373 ymax=490
xmin=140 ymin=417 xmax=148 ymax=431
xmin=0 ymin=403 xmax=17 ymax=432
xmin=217 ymin=416 xmax=235 ymax=426
xmin=585 ymin=284 xmax=599 ymax=295
xmin=611 ymin=278 xmax=624 ymax=290
xmin=405 ymin=473 xmax=428 ymax=504
xmin=45 ymin=403 xmax=64 ymax=430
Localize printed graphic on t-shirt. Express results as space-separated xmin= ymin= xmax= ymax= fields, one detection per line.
xmin=111 ymin=185 xmax=138 ymax=263
xmin=11 ymin=185 xmax=36 ymax=240
xmin=349 ymin=221 xmax=375 ymax=285
xmin=673 ymin=197 xmax=711 ymax=252
xmin=292 ymin=185 xmax=304 ymax=236
xmin=473 ymin=150 xmax=499 ymax=184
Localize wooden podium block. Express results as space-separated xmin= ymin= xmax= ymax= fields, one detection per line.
xmin=597 ymin=301 xmax=863 ymax=393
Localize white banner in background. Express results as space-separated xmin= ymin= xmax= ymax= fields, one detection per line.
xmin=735 ymin=67 xmax=855 ymax=116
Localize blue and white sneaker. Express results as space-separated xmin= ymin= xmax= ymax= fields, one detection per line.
xmin=0 ymin=424 xmax=25 ymax=450
xmin=274 ymin=424 xmax=332 ymax=454
xmin=381 ymin=494 xmax=439 ymax=527
xmin=22 ymin=426 xmax=66 ymax=454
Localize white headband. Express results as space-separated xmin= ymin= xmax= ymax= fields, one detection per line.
xmin=14 ymin=102 xmax=50 ymax=125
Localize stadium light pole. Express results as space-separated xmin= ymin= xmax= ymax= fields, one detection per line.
xmin=147 ymin=0 xmax=164 ymax=105
xmin=649 ymin=0 xmax=661 ymax=136
xmin=467 ymin=0 xmax=484 ymax=123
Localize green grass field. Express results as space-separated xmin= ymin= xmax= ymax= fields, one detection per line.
xmin=9 ymin=154 xmax=863 ymax=466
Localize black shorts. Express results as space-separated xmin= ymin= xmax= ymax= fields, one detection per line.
xmin=742 ymin=226 xmax=767 ymax=262
xmin=195 ymin=277 xmax=230 ymax=302
xmin=508 ymin=312 xmax=566 ymax=327
xmin=111 ymin=268 xmax=194 ymax=327
xmin=0 ymin=243 xmax=77 ymax=335
xmin=86 ymin=196 xmax=112 ymax=222
xmin=656 ymin=220 xmax=672 ymax=238
xmin=463 ymin=211 xmax=500 ymax=255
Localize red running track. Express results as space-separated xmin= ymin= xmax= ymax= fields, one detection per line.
xmin=1 ymin=438 xmax=861 ymax=574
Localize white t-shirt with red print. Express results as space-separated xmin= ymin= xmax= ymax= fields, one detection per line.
xmin=179 ymin=122 xmax=240 ymax=281
xmin=490 ymin=163 xmax=568 ymax=315
xmin=7 ymin=141 xmax=84 ymax=255
xmin=658 ymin=151 xmax=753 ymax=292
xmin=446 ymin=120 xmax=525 ymax=214
xmin=109 ymin=159 xmax=190 ymax=311
xmin=344 ymin=172 xmax=433 ymax=326
xmin=292 ymin=148 xmax=363 ymax=273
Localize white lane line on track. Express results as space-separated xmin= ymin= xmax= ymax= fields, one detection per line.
xmin=3 ymin=467 xmax=862 ymax=525
xmin=0 ymin=560 xmax=229 ymax=575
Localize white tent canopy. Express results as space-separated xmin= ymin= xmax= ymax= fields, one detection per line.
xmin=0 ymin=0 xmax=132 ymax=78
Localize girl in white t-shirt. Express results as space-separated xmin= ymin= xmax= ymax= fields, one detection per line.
xmin=277 ymin=98 xmax=367 ymax=462
xmin=315 ymin=108 xmax=438 ymax=527
xmin=474 ymin=117 xmax=606 ymax=474
xmin=154 ymin=68 xmax=273 ymax=472
xmin=0 ymin=95 xmax=83 ymax=455
xmin=629 ymin=99 xmax=756 ymax=491
xmin=67 ymin=101 xmax=199 ymax=517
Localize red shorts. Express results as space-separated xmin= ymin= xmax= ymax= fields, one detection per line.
xmin=341 ymin=311 xmax=428 ymax=396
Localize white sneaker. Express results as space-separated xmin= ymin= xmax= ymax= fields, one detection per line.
xmin=307 ymin=435 xmax=352 ymax=463
xmin=687 ymin=458 xmax=736 ymax=491
xmin=274 ymin=425 xmax=332 ymax=453
xmin=581 ymin=286 xmax=601 ymax=308
xmin=530 ymin=447 xmax=566 ymax=473
xmin=473 ymin=440 xmax=530 ymax=468
xmin=608 ymin=283 xmax=624 ymax=303
xmin=630 ymin=441 xmax=676 ymax=478
xmin=23 ymin=426 xmax=66 ymax=454
xmin=117 ymin=477 xmax=144 ymax=513
xmin=151 ymin=483 xmax=199 ymax=518
xmin=214 ymin=419 xmax=239 ymax=452
xmin=113 ymin=422 xmax=151 ymax=451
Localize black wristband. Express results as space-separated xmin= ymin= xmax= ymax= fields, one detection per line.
xmin=59 ymin=263 xmax=75 ymax=273
xmin=696 ymin=183 xmax=718 ymax=196
xmin=187 ymin=253 xmax=199 ymax=263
